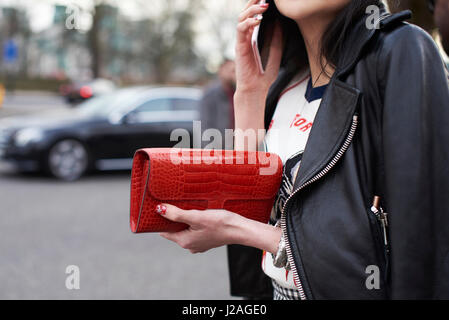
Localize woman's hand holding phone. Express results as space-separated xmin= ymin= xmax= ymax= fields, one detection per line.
xmin=235 ymin=0 xmax=283 ymax=94
xmin=234 ymin=0 xmax=283 ymax=150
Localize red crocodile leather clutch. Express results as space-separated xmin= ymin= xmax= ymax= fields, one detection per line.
xmin=130 ymin=148 xmax=283 ymax=233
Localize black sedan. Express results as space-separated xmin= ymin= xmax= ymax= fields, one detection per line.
xmin=0 ymin=86 xmax=201 ymax=181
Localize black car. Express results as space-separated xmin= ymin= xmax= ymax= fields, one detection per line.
xmin=0 ymin=86 xmax=201 ymax=181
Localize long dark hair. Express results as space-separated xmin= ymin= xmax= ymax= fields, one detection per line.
xmin=262 ymin=0 xmax=384 ymax=128
xmin=260 ymin=0 xmax=383 ymax=71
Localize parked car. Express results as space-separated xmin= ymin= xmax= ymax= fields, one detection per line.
xmin=60 ymin=78 xmax=116 ymax=105
xmin=0 ymin=86 xmax=201 ymax=181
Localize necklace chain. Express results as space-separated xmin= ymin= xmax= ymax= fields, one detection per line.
xmin=298 ymin=64 xmax=329 ymax=116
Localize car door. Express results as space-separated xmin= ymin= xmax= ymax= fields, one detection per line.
xmin=169 ymin=97 xmax=201 ymax=148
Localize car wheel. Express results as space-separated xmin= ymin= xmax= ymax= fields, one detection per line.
xmin=47 ymin=139 xmax=89 ymax=181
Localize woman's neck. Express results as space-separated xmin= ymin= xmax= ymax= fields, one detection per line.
xmin=296 ymin=15 xmax=336 ymax=87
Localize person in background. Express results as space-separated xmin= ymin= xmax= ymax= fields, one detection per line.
xmin=430 ymin=0 xmax=449 ymax=55
xmin=200 ymin=59 xmax=236 ymax=147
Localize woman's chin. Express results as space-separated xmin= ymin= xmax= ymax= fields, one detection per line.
xmin=274 ymin=0 xmax=350 ymax=22
xmin=275 ymin=3 xmax=315 ymax=21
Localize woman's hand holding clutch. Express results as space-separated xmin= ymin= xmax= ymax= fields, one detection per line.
xmin=158 ymin=204 xmax=282 ymax=255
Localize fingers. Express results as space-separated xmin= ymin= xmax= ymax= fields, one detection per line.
xmin=160 ymin=231 xmax=202 ymax=254
xmin=157 ymin=203 xmax=199 ymax=226
xmin=160 ymin=230 xmax=185 ymax=245
xmin=160 ymin=229 xmax=200 ymax=252
xmin=243 ymin=0 xmax=261 ymax=11
xmin=239 ymin=2 xmax=269 ymax=23
xmin=236 ymin=17 xmax=262 ymax=42
xmin=236 ymin=2 xmax=269 ymax=48
xmin=159 ymin=231 xmax=177 ymax=242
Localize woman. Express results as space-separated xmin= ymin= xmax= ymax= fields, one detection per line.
xmin=158 ymin=0 xmax=449 ymax=299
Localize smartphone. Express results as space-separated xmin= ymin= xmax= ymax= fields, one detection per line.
xmin=251 ymin=0 xmax=266 ymax=74
xmin=251 ymin=0 xmax=275 ymax=75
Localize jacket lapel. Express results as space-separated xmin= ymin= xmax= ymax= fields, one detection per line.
xmin=293 ymin=79 xmax=361 ymax=190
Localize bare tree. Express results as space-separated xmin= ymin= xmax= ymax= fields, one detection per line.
xmin=138 ymin=0 xmax=203 ymax=83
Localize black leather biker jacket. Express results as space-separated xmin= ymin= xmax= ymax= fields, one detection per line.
xmin=260 ymin=10 xmax=449 ymax=299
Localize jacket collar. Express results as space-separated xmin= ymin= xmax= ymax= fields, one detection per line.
xmin=336 ymin=5 xmax=412 ymax=78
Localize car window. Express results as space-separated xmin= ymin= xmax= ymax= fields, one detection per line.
xmin=78 ymin=88 xmax=145 ymax=117
xmin=172 ymin=98 xmax=199 ymax=111
xmin=124 ymin=95 xmax=200 ymax=124
xmin=134 ymin=98 xmax=173 ymax=113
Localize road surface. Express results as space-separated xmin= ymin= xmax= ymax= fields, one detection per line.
xmin=0 ymin=92 xmax=235 ymax=300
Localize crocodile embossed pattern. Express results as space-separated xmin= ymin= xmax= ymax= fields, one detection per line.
xmin=130 ymin=148 xmax=283 ymax=233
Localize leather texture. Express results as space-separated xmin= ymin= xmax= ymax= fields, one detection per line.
xmin=251 ymin=8 xmax=449 ymax=300
xmin=130 ymin=148 xmax=283 ymax=233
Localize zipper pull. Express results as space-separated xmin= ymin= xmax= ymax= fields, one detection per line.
xmin=371 ymin=196 xmax=389 ymax=247
xmin=371 ymin=196 xmax=381 ymax=218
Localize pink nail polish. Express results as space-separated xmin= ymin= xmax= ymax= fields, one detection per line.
xmin=156 ymin=205 xmax=167 ymax=215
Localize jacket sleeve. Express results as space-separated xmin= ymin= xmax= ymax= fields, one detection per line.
xmin=378 ymin=24 xmax=449 ymax=299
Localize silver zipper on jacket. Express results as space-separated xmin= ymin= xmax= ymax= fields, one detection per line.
xmin=280 ymin=114 xmax=359 ymax=300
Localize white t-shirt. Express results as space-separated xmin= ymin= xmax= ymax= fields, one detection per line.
xmin=262 ymin=71 xmax=328 ymax=290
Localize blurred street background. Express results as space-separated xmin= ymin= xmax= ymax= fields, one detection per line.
xmin=0 ymin=0 xmax=445 ymax=300
xmin=0 ymin=92 xmax=234 ymax=300
xmin=0 ymin=0 xmax=247 ymax=299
